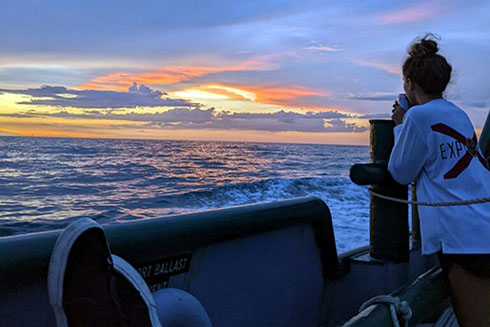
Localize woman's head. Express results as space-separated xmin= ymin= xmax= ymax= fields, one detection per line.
xmin=402 ymin=34 xmax=452 ymax=100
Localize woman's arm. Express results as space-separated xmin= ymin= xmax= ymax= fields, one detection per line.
xmin=388 ymin=114 xmax=428 ymax=184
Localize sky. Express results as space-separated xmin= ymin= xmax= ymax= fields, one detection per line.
xmin=0 ymin=0 xmax=489 ymax=145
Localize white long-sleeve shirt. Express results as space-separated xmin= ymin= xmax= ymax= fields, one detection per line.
xmin=388 ymin=99 xmax=490 ymax=255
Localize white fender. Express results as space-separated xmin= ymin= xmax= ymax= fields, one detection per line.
xmin=153 ymin=288 xmax=213 ymax=327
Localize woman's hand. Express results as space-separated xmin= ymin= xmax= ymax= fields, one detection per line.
xmin=392 ymin=104 xmax=406 ymax=126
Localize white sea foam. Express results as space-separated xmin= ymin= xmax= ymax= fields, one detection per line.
xmin=0 ymin=136 xmax=370 ymax=251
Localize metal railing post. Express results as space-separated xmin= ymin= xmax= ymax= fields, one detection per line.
xmin=350 ymin=120 xmax=409 ymax=262
xmin=369 ymin=120 xmax=409 ymax=261
xmin=479 ymin=110 xmax=490 ymax=161
xmin=411 ymin=184 xmax=421 ymax=240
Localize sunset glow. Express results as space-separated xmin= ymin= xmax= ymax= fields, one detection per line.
xmin=169 ymin=83 xmax=326 ymax=107
xmin=77 ymin=59 xmax=271 ymax=91
xmin=1 ymin=1 xmax=488 ymax=145
xmin=379 ymin=0 xmax=445 ymax=24
xmin=173 ymin=89 xmax=230 ymax=100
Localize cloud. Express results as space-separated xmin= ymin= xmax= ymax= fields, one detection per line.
xmin=348 ymin=92 xmax=397 ymax=101
xmin=221 ymin=110 xmax=349 ymax=120
xmin=303 ymin=41 xmax=340 ymax=53
xmin=351 ymin=59 xmax=401 ymax=75
xmin=207 ymin=85 xmax=256 ymax=101
xmin=462 ymin=100 xmax=489 ymax=109
xmin=147 ymin=109 xmax=367 ymax=133
xmin=242 ymin=85 xmax=328 ymax=107
xmin=45 ymin=108 xmax=215 ymax=124
xmin=0 ymin=83 xmax=196 ymax=109
xmin=0 ymin=112 xmax=37 ymax=118
xmin=2 ymin=107 xmax=367 ymax=133
xmin=171 ymin=83 xmax=328 ymax=107
xmin=322 ymin=118 xmax=368 ymax=133
xmin=77 ymin=58 xmax=276 ymax=91
xmin=0 ymin=129 xmax=20 ymax=136
xmin=357 ymin=113 xmax=391 ymax=119
xmin=378 ymin=1 xmax=446 ymax=24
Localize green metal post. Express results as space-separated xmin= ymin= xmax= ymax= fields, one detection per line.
xmin=369 ymin=120 xmax=409 ymax=262
xmin=479 ymin=110 xmax=490 ymax=160
xmin=411 ymin=184 xmax=421 ymax=240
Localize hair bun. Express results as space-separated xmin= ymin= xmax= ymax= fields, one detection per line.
xmin=402 ymin=33 xmax=451 ymax=95
xmin=409 ymin=36 xmax=439 ymax=57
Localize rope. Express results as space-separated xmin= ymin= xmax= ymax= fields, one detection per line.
xmin=359 ymin=295 xmax=412 ymax=327
xmin=369 ymin=189 xmax=490 ymax=207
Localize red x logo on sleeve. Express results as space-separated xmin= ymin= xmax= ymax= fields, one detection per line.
xmin=431 ymin=123 xmax=490 ymax=179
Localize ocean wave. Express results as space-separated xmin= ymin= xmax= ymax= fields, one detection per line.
xmin=126 ymin=177 xmax=369 ymax=219
xmin=124 ymin=176 xmax=370 ymax=251
xmin=0 ymin=137 xmax=370 ymax=251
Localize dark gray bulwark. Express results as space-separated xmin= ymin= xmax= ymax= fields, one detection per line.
xmin=0 ymin=197 xmax=339 ymax=327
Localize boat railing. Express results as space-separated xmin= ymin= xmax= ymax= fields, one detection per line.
xmin=0 ymin=196 xmax=342 ymax=326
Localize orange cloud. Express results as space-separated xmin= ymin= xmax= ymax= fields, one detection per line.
xmin=77 ymin=58 xmax=271 ymax=91
xmin=206 ymin=85 xmax=256 ymax=101
xmin=351 ymin=58 xmax=401 ymax=75
xmin=379 ymin=1 xmax=443 ymax=24
xmin=171 ymin=83 xmax=328 ymax=107
xmin=249 ymin=85 xmax=327 ymax=106
xmin=173 ymin=85 xmax=256 ymax=101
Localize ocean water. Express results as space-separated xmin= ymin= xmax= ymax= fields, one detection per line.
xmin=0 ymin=136 xmax=370 ymax=252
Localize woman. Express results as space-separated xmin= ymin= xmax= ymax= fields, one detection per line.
xmin=388 ymin=34 xmax=490 ymax=326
